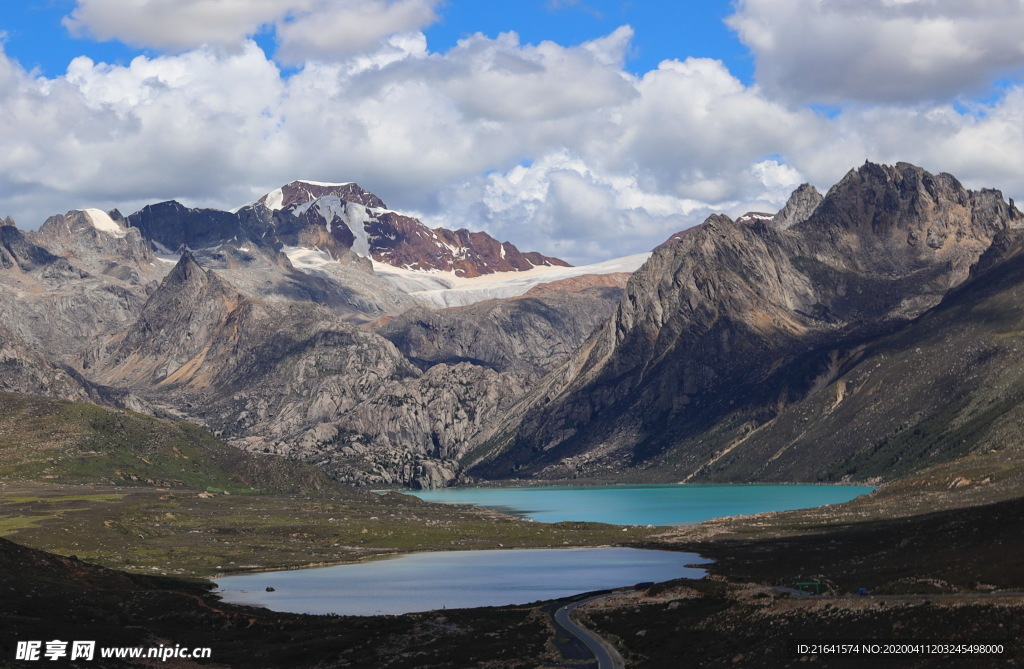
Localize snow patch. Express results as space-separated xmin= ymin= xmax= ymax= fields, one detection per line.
xmin=294 ymin=196 xmax=371 ymax=256
xmin=297 ymin=179 xmax=353 ymax=188
xmin=150 ymin=240 xmax=173 ymax=255
xmin=282 ymin=245 xmax=336 ymax=271
xmin=79 ymin=209 xmax=127 ymax=237
xmin=149 ymin=239 xmax=182 ymax=263
xmin=372 ymin=253 xmax=651 ymax=308
xmin=263 ymin=187 xmax=285 ymax=211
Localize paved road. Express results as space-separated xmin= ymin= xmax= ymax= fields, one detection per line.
xmin=553 ymin=594 xmax=625 ymax=669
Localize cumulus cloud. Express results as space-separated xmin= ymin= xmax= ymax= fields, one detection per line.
xmin=437 ymin=27 xmax=635 ymax=122
xmin=0 ymin=41 xmax=284 ymax=216
xmin=63 ymin=0 xmax=443 ymax=59
xmin=789 ymin=90 xmax=1024 ymax=192
xmin=430 ymin=152 xmax=711 ymax=262
xmin=2 ymin=17 xmax=1024 ymax=263
xmin=63 ymin=0 xmax=286 ymax=51
xmin=275 ymin=0 xmax=441 ymax=64
xmin=425 ymin=152 xmax=805 ymax=264
xmin=728 ymin=0 xmax=1024 ymax=104
xmin=589 ymin=58 xmax=822 ymax=202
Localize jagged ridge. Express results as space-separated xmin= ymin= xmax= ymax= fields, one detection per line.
xmin=475 ymin=162 xmax=1024 ymax=483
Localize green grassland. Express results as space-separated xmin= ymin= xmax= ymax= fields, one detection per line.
xmin=0 ymin=393 xmax=655 ymax=577
xmin=0 ymin=392 xmax=326 ymax=492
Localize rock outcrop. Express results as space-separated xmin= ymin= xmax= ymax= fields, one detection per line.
xmin=771 ymin=183 xmax=823 ymax=230
xmin=31 ymin=210 xmax=155 ymax=283
xmin=0 ymin=222 xmax=148 ymax=363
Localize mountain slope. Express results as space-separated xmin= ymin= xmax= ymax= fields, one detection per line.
xmin=377 ymin=278 xmax=628 ymax=377
xmin=475 ymin=162 xmax=1024 ymax=482
xmin=0 ymin=222 xmax=149 ymax=369
xmin=0 ymin=392 xmax=329 ymax=492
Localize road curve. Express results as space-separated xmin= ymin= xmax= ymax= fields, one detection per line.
xmin=553 ymin=594 xmax=625 ymax=669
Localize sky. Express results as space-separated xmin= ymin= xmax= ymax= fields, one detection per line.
xmin=1 ymin=1 xmax=1024 ymax=264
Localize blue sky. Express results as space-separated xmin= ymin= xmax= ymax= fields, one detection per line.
xmin=0 ymin=0 xmax=1022 ymax=263
xmin=424 ymin=2 xmax=754 ymax=81
xmin=3 ymin=1 xmax=753 ymax=80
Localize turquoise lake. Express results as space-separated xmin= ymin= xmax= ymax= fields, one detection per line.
xmin=405 ymin=483 xmax=874 ymax=526
xmin=216 ymin=547 xmax=708 ymax=616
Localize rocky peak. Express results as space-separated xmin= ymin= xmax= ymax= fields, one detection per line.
xmin=126 ymin=201 xmax=246 ymax=253
xmin=370 ymin=217 xmax=570 ymax=277
xmin=814 ymin=162 xmax=977 ymax=236
xmin=165 ymin=249 xmax=205 ymax=285
xmin=250 ymin=183 xmax=570 ymax=276
xmin=31 ymin=210 xmax=154 ymax=273
xmin=99 ymin=251 xmax=244 ymax=386
xmin=793 ymin=161 xmax=1015 ymax=289
xmin=772 ymin=183 xmax=823 ymax=230
xmin=121 ymin=183 xmax=569 ymax=278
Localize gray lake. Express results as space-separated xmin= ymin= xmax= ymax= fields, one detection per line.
xmin=215 ymin=547 xmax=707 ymax=615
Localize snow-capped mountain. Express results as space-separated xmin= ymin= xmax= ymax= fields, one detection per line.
xmin=258 ymin=180 xmax=570 ymax=277
xmin=127 ymin=180 xmax=568 ymax=279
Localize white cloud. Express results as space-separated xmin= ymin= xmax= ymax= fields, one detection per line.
xmin=589 ymin=57 xmax=822 ymax=202
xmin=425 ymin=151 xmax=773 ymax=264
xmin=790 ymin=89 xmax=1024 ymax=192
xmin=275 ymin=0 xmax=441 ymax=65
xmin=0 ymin=42 xmax=284 ymax=215
xmin=2 ymin=21 xmax=1024 ymax=264
xmin=64 ymin=0 xmax=287 ymax=51
xmin=436 ymin=27 xmax=635 ymax=122
xmin=729 ymin=0 xmax=1024 ymax=103
xmin=63 ymin=0 xmax=444 ymax=59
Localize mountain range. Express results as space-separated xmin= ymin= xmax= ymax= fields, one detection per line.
xmin=3 ymin=162 xmax=1023 ymax=490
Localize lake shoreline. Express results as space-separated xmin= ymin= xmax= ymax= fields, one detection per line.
xmin=215 ymin=546 xmax=711 ymax=616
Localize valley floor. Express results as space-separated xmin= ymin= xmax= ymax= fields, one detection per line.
xmin=4 ymin=473 xmax=1024 ymax=667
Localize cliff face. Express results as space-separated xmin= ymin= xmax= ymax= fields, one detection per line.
xmin=476 ymin=162 xmax=1024 ymax=482
xmin=31 ymin=210 xmax=154 ymax=276
xmin=771 ymin=183 xmax=823 ymax=230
